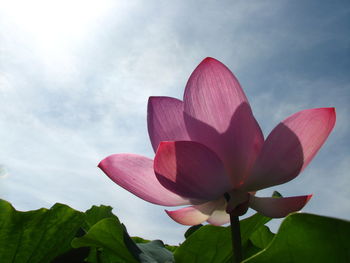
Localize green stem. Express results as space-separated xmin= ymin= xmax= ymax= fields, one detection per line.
xmin=230 ymin=213 xmax=242 ymax=263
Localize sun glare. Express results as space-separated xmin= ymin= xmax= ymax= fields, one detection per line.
xmin=1 ymin=0 xmax=114 ymax=67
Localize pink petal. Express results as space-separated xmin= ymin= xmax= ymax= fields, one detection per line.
xmin=249 ymin=195 xmax=312 ymax=218
xmin=183 ymin=57 xmax=248 ymax=134
xmin=166 ymin=201 xmax=219 ymax=225
xmin=154 ymin=141 xmax=231 ymax=201
xmin=206 ymin=197 xmax=230 ymax=225
xmin=98 ymin=154 xmax=190 ymax=206
xmin=147 ymin=97 xmax=190 ymax=152
xmin=207 ymin=210 xmax=230 ymax=226
xmin=183 ymin=58 xmax=264 ymax=187
xmin=244 ymin=108 xmax=336 ymax=191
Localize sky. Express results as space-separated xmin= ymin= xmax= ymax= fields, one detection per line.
xmin=0 ymin=0 xmax=349 ymax=244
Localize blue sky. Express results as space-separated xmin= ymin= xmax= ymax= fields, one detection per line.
xmin=0 ymin=0 xmax=349 ymax=244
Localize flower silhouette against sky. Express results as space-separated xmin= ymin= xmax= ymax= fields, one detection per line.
xmin=99 ymin=58 xmax=336 ymax=225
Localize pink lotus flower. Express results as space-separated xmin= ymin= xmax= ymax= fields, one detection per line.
xmin=99 ymin=58 xmax=336 ymax=226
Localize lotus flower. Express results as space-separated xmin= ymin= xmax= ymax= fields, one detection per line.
xmin=99 ymin=58 xmax=336 ymax=226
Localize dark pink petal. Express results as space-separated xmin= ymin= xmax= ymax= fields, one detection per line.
xmin=183 ymin=58 xmax=264 ymax=187
xmin=249 ymin=195 xmax=312 ymax=218
xmin=98 ymin=154 xmax=190 ymax=206
xmin=147 ymin=97 xmax=190 ymax=152
xmin=154 ymin=141 xmax=231 ymax=201
xmin=244 ymin=108 xmax=336 ymax=191
xmin=165 ymin=201 xmax=219 ymax=225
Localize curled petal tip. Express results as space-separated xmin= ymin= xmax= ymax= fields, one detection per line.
xmin=147 ymin=96 xmax=159 ymax=103
xmin=326 ymin=107 xmax=336 ymax=113
xmin=329 ymin=107 xmax=336 ymax=123
xmin=307 ymin=194 xmax=313 ymax=202
xmin=97 ymin=157 xmax=107 ymax=169
xmin=201 ymin=57 xmax=217 ymax=63
xmin=164 ymin=209 xmax=171 ymax=216
xmin=319 ymin=107 xmax=336 ymax=123
xmin=322 ymin=107 xmax=336 ymax=117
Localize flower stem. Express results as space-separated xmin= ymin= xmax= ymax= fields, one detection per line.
xmin=229 ymin=213 xmax=242 ymax=263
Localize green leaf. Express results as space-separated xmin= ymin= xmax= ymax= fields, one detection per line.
xmin=131 ymin=237 xmax=178 ymax=253
xmin=132 ymin=236 xmax=151 ymax=243
xmin=240 ymin=213 xmax=271 ymax=245
xmin=83 ymin=205 xmax=117 ymax=231
xmin=164 ymin=244 xmax=178 ymax=253
xmin=249 ymin=225 xmax=275 ymax=249
xmin=174 ymin=213 xmax=271 ymax=263
xmin=126 ymin=231 xmax=175 ymax=262
xmin=79 ymin=205 xmax=124 ymax=263
xmin=99 ymin=248 xmax=127 ymax=263
xmin=137 ymin=240 xmax=175 ymax=263
xmin=272 ymin=191 xmax=283 ymax=198
xmin=242 ymin=240 xmax=262 ymax=260
xmin=51 ymin=247 xmax=90 ymax=263
xmin=244 ymin=213 xmax=350 ymax=263
xmin=85 ymin=247 xmax=100 ymax=263
xmin=175 ymin=225 xmax=230 ymax=263
xmin=0 ymin=199 xmax=84 ymax=263
xmin=72 ymin=217 xmax=138 ymax=263
xmin=184 ymin=224 xmax=203 ymax=239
